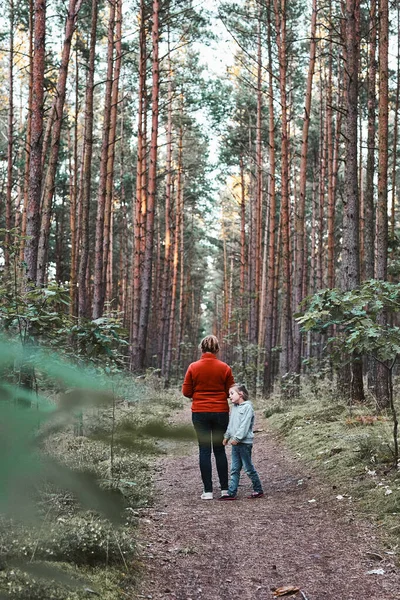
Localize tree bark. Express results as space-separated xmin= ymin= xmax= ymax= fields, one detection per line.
xmin=25 ymin=0 xmax=46 ymax=283
xmin=133 ymin=0 xmax=160 ymax=370
xmin=291 ymin=0 xmax=317 ymax=375
xmin=78 ymin=0 xmax=98 ymax=318
xmin=341 ymin=0 xmax=364 ymax=402
xmin=36 ymin=0 xmax=83 ymax=286
xmin=92 ymin=0 xmax=116 ymax=318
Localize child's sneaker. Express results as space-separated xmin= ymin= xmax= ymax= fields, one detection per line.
xmin=246 ymin=491 xmax=264 ymax=499
xmin=201 ymin=492 xmax=213 ymax=500
xmin=218 ymin=494 xmax=236 ymax=501
xmin=220 ymin=490 xmax=229 ymax=497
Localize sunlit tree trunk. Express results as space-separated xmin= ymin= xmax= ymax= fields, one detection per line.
xmin=165 ymin=129 xmax=183 ymax=384
xmin=161 ymin=35 xmax=173 ymax=376
xmin=131 ymin=0 xmax=147 ymax=362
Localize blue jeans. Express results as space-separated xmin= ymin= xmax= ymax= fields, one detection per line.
xmin=228 ymin=443 xmax=263 ymax=497
xmin=192 ymin=412 xmax=230 ymax=493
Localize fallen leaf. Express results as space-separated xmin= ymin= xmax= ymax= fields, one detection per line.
xmin=273 ymin=585 xmax=301 ymax=597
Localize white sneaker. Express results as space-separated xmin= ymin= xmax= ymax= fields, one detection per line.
xmin=201 ymin=492 xmax=213 ymax=500
xmin=221 ymin=490 xmax=229 ymax=497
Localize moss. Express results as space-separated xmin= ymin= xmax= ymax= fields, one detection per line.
xmin=265 ymin=391 xmax=400 ymax=548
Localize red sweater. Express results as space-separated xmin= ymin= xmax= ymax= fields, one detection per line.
xmin=182 ymin=353 xmax=235 ymax=413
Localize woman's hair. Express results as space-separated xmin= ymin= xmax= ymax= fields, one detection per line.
xmin=232 ymin=383 xmax=249 ymax=401
xmin=200 ymin=335 xmax=220 ymax=354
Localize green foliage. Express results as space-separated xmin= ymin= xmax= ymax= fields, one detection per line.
xmin=0 ymin=274 xmax=128 ymax=372
xmin=297 ymin=280 xmax=400 ymax=365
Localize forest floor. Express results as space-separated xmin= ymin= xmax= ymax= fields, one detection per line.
xmin=132 ymin=404 xmax=400 ymax=600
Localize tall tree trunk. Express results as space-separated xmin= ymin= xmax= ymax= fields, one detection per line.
xmin=391 ymin=1 xmax=400 ymax=240
xmin=103 ymin=0 xmax=123 ymax=306
xmin=263 ymin=0 xmax=277 ymax=395
xmin=131 ymin=0 xmax=147 ymax=362
xmin=327 ymin=0 xmax=335 ymax=289
xmin=364 ymin=0 xmax=377 ymax=281
xmin=133 ymin=0 xmax=160 ymax=370
xmin=19 ymin=0 xmax=33 ymax=264
xmin=92 ymin=0 xmax=116 ymax=318
xmin=25 ymin=0 xmax=46 ymax=282
xmin=36 ymin=0 xmax=83 ymax=286
xmin=291 ymin=0 xmax=317 ymax=375
xmin=78 ymin=0 xmax=98 ymax=318
xmin=165 ymin=132 xmax=183 ymax=384
xmin=274 ymin=0 xmax=291 ymax=377
xmin=375 ymin=0 xmax=389 ymax=408
xmin=70 ymin=52 xmax=79 ymax=315
xmin=5 ymin=0 xmax=14 ymax=270
xmin=341 ymin=0 xmax=364 ymax=402
xmin=160 ymin=45 xmax=173 ymax=377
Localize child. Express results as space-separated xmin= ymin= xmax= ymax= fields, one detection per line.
xmin=219 ymin=383 xmax=264 ymax=500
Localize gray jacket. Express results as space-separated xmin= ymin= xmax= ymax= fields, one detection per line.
xmin=224 ymin=401 xmax=255 ymax=444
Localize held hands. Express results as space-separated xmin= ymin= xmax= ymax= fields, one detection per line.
xmin=223 ymin=438 xmax=238 ymax=446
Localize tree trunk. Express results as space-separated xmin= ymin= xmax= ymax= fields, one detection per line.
xmin=291 ymin=0 xmax=317 ymax=375
xmin=25 ymin=0 xmax=46 ymax=283
xmin=131 ymin=0 xmax=147 ymax=362
xmin=364 ymin=0 xmax=377 ymax=280
xmin=19 ymin=0 xmax=33 ymax=264
xmin=36 ymin=0 xmax=83 ymax=286
xmin=5 ymin=0 xmax=14 ymax=270
xmin=263 ymin=0 xmax=277 ymax=396
xmin=341 ymin=0 xmax=364 ymax=402
xmin=274 ymin=0 xmax=291 ymax=377
xmin=78 ymin=0 xmax=98 ymax=318
xmin=375 ymin=0 xmax=389 ymax=408
xmin=92 ymin=0 xmax=116 ymax=318
xmin=103 ymin=0 xmax=123 ymax=307
xmin=133 ymin=0 xmax=160 ymax=370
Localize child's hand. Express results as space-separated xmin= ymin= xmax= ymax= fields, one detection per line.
xmin=231 ymin=440 xmax=238 ymax=446
xmin=222 ymin=438 xmax=228 ymax=446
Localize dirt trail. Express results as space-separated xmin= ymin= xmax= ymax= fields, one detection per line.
xmin=133 ymin=405 xmax=400 ymax=600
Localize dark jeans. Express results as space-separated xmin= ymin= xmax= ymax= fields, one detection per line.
xmin=192 ymin=412 xmax=229 ymax=493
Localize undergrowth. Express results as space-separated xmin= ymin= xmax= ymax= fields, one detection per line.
xmin=0 ymin=377 xmax=184 ymax=600
xmin=264 ymin=376 xmax=400 ymax=554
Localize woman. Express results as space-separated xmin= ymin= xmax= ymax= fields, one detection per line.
xmin=182 ymin=335 xmax=235 ymax=500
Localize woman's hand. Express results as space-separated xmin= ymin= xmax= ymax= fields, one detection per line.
xmin=222 ymin=438 xmax=228 ymax=446
xmin=231 ymin=440 xmax=238 ymax=446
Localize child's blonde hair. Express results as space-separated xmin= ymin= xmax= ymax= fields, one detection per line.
xmin=231 ymin=383 xmax=249 ymax=400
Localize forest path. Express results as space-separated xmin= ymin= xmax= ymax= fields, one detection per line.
xmin=132 ymin=405 xmax=400 ymax=600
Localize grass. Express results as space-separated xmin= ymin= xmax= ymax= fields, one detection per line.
xmin=0 ymin=380 xmax=185 ymax=599
xmin=263 ymin=377 xmax=400 ymax=553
